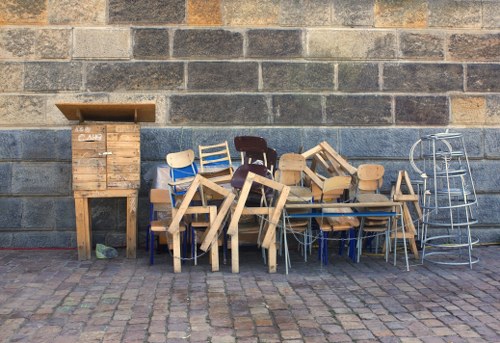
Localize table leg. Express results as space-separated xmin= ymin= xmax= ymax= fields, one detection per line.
xmin=268 ymin=232 xmax=277 ymax=273
xmin=231 ymin=232 xmax=239 ymax=273
xmin=173 ymin=230 xmax=181 ymax=273
xmin=126 ymin=192 xmax=138 ymax=258
xmin=74 ymin=197 xmax=90 ymax=260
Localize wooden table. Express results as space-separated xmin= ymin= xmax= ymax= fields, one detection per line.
xmin=74 ymin=189 xmax=138 ymax=260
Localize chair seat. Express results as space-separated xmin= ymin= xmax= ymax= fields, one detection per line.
xmin=151 ymin=220 xmax=186 ymax=232
xmin=231 ymin=164 xmax=271 ymax=190
xmin=357 ymin=193 xmax=390 ymax=203
xmin=322 ymin=207 xmax=361 ymax=227
xmin=287 ymin=186 xmax=313 ymax=202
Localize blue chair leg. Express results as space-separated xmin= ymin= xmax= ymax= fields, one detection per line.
xmin=324 ymin=232 xmax=329 ymax=265
xmin=339 ymin=231 xmax=346 ymax=256
xmin=348 ymin=228 xmax=357 ymax=262
xmin=182 ymin=229 xmax=189 ymax=264
xmin=149 ymin=231 xmax=155 ymax=265
xmin=318 ymin=231 xmax=323 ymax=263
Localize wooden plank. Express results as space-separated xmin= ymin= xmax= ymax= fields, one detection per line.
xmin=231 ymin=229 xmax=239 ymax=273
xmin=209 ymin=207 xmax=219 ymax=272
xmin=74 ymin=189 xmax=138 ymax=198
xmin=107 ymin=156 xmax=140 ymax=165
xmin=57 ymin=103 xmax=155 ymax=122
xmin=285 ymin=201 xmax=401 ymax=209
xmin=107 ymin=132 xmax=140 ymax=142
xmin=72 ymin=141 xmax=106 ymax=150
xmin=199 ymin=193 xmax=235 ymax=251
xmin=74 ymin=173 xmax=106 ymax=182
xmin=301 ymin=145 xmax=323 ymax=159
xmin=261 ymin=185 xmax=290 ymax=249
xmin=227 ymin=173 xmax=255 ymax=236
xmin=168 ymin=176 xmax=201 ymax=234
xmin=107 ymin=180 xmax=140 ymax=189
xmin=107 ymin=173 xmax=140 ymax=182
xmin=72 ymin=165 xmax=106 ymax=175
xmin=106 ymin=124 xmax=140 ymax=133
xmin=107 ymin=164 xmax=140 ymax=174
xmin=74 ymin=197 xmax=89 ymax=260
xmin=107 ymin=148 xmax=140 ymax=157
xmin=73 ymin=181 xmax=106 ymax=191
xmin=126 ymin=192 xmax=138 ymax=258
xmin=173 ymin=231 xmax=181 ymax=273
xmin=268 ymin=240 xmax=277 ymax=273
xmin=393 ymin=194 xmax=419 ymax=201
xmin=107 ymin=141 xmax=140 ymax=150
xmin=319 ymin=141 xmax=357 ymax=175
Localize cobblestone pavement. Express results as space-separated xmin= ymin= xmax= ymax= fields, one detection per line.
xmin=0 ymin=245 xmax=499 ymax=343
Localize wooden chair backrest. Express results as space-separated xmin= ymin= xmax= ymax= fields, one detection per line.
xmin=150 ymin=188 xmax=171 ymax=212
xmin=277 ymin=153 xmax=305 ymax=186
xmin=234 ymin=136 xmax=268 ymax=165
xmin=357 ymin=164 xmax=384 ymax=192
xmin=166 ymin=149 xmax=195 ymax=169
xmin=198 ymin=141 xmax=232 ymax=173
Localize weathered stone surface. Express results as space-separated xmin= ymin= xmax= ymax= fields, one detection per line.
xmin=0 ymin=131 xmax=20 ymax=159
xmin=12 ymin=232 xmax=75 ymax=248
xmin=0 ymin=96 xmax=46 ymax=125
xmin=188 ymin=62 xmax=258 ymax=91
xmin=326 ymin=95 xmax=392 ymax=125
xmin=0 ymin=198 xmax=22 ymax=228
xmin=73 ymin=28 xmax=130 ymax=59
xmin=308 ymin=30 xmax=397 ymax=60
xmin=19 ymin=130 xmax=70 ymax=160
xmin=48 ymin=0 xmax=106 ymax=24
xmin=272 ymin=95 xmax=323 ymax=125
xmin=109 ymin=0 xmax=184 ymax=24
xmin=0 ymin=63 xmax=23 ymax=92
xmin=429 ymin=0 xmax=481 ymax=28
xmin=338 ymin=63 xmax=379 ymax=92
xmin=108 ymin=93 xmax=168 ymax=124
xmin=0 ymin=28 xmax=70 ymax=60
xmin=340 ymin=128 xmax=420 ymax=158
xmin=173 ymin=29 xmax=243 ymax=58
xmin=421 ymin=128 xmax=483 ymax=158
xmin=486 ymin=95 xmax=500 ymax=125
xmin=467 ymin=64 xmax=500 ymax=92
xmin=483 ymin=1 xmax=500 ymax=28
xmin=0 ymin=0 xmax=47 ymax=24
xmin=11 ymin=162 xmax=71 ymax=195
xmin=448 ymin=33 xmax=500 ymax=62
xmin=247 ymin=30 xmax=302 ymax=58
xmin=262 ymin=62 xmax=334 ymax=91
xmin=332 ymin=0 xmax=374 ymax=26
xmin=451 ymin=96 xmax=486 ymax=125
xmin=399 ymin=31 xmax=444 ymax=60
xmin=45 ymin=93 xmax=109 ymax=125
xmin=187 ymin=0 xmax=221 ymax=25
xmin=170 ymin=95 xmax=268 ymax=124
xmin=141 ymin=128 xmax=193 ymax=160
xmin=477 ymin=194 xmax=500 ymax=225
xmin=132 ymin=28 xmax=169 ymax=60
xmin=374 ymin=0 xmax=427 ymax=28
xmin=383 ymin=63 xmax=462 ymax=92
xmin=302 ymin=128 xmax=339 ymax=154
xmin=24 ymin=62 xmax=82 ymax=91
xmin=223 ymin=0 xmax=279 ymax=26
xmin=470 ymin=160 xmax=500 ymax=193
xmin=485 ymin=129 xmax=500 ymax=158
xmin=395 ymin=96 xmax=449 ymax=125
xmin=251 ymin=127 xmax=305 ymax=156
xmin=280 ymin=0 xmax=331 ymax=26
xmin=21 ymin=198 xmax=55 ymax=228
xmin=0 ymin=163 xmax=11 ymax=193
xmin=90 ymin=198 xmax=120 ymax=231
xmin=86 ymin=62 xmax=184 ymax=91
xmin=190 ymin=127 xmax=250 ymax=158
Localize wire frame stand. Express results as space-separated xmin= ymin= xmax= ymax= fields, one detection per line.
xmin=410 ymin=131 xmax=479 ymax=268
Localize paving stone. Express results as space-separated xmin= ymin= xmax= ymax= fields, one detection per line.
xmin=187 ymin=0 xmax=221 ymax=25
xmin=109 ymin=0 xmax=184 ymax=24
xmin=429 ymin=0 xmax=481 ymax=28
xmin=0 ymin=96 xmax=46 ymax=126
xmin=338 ymin=63 xmax=379 ymax=92
xmin=25 ymin=62 xmax=82 ymax=92
xmin=0 ymin=28 xmax=71 ymax=60
xmin=48 ymin=0 xmax=106 ymax=24
xmin=395 ymin=96 xmax=449 ymax=125
xmin=132 ymin=28 xmax=169 ymax=60
xmin=399 ymin=31 xmax=445 ymax=60
xmin=280 ymin=0 xmax=331 ymax=26
xmin=0 ymin=0 xmax=47 ymax=24
xmin=326 ymin=95 xmax=392 ymax=125
xmin=173 ymin=29 xmax=243 ymax=58
xmin=187 ymin=62 xmax=258 ymax=91
xmin=73 ymin=28 xmax=130 ymax=59
xmin=448 ymin=33 xmax=500 ymax=62
xmin=383 ymin=63 xmax=462 ymax=92
xmin=467 ymin=64 xmax=500 ymax=92
xmin=247 ymin=29 xmax=302 ymax=58
xmin=262 ymin=62 xmax=334 ymax=91
xmin=272 ymin=95 xmax=322 ymax=125
xmin=223 ymin=0 xmax=279 ymax=26
xmin=374 ymin=0 xmax=427 ymax=28
xmin=332 ymin=0 xmax=374 ymax=26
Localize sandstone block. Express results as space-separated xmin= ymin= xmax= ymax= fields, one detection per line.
xmin=133 ymin=28 xmax=169 ymax=60
xmin=483 ymin=1 xmax=500 ymax=28
xmin=429 ymin=0 xmax=481 ymax=28
xmin=73 ymin=28 xmax=130 ymax=59
xmin=308 ymin=30 xmax=396 ymax=60
xmin=247 ymin=30 xmax=302 ymax=58
xmin=338 ymin=63 xmax=379 ymax=92
xmin=0 ymin=63 xmax=23 ymax=92
xmin=0 ymin=96 xmax=46 ymax=125
xmin=0 ymin=198 xmax=22 ymax=228
xmin=332 ymin=0 xmax=374 ymax=27
xmin=383 ymin=63 xmax=462 ymax=92
xmin=86 ymin=62 xmax=183 ymax=91
xmin=395 ymin=96 xmax=449 ymax=125
xmin=187 ymin=0 xmax=222 ymax=25
xmin=280 ymin=0 xmax=331 ymax=26
xmin=45 ymin=93 xmax=108 ymax=125
xmin=108 ymin=93 xmax=168 ymax=124
xmin=48 ymin=0 xmax=106 ymax=24
xmin=272 ymin=95 xmax=322 ymax=125
xmin=467 ymin=64 xmax=500 ymax=92
xmin=262 ymin=62 xmax=334 ymax=91
xmin=0 ymin=28 xmax=70 ymax=60
xmin=399 ymin=31 xmax=444 ymax=60
xmin=448 ymin=33 xmax=500 ymax=62
xmin=170 ymin=95 xmax=268 ymax=124
xmin=12 ymin=162 xmax=71 ymax=195
xmin=0 ymin=0 xmax=47 ymax=24
xmin=223 ymin=0 xmax=279 ymax=26
xmin=326 ymin=95 xmax=392 ymax=125
xmin=109 ymin=0 xmax=184 ymax=24
xmin=374 ymin=0 xmax=427 ymax=28
xmin=173 ymin=29 xmax=243 ymax=58
xmin=21 ymin=198 xmax=55 ymax=228
xmin=188 ymin=62 xmax=258 ymax=91
xmin=451 ymin=96 xmax=486 ymax=125
xmin=486 ymin=95 xmax=500 ymax=125
xmin=24 ymin=62 xmax=82 ymax=91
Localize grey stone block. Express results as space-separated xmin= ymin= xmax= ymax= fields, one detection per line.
xmin=429 ymin=0 xmax=481 ymax=28
xmin=11 ymin=162 xmax=71 ymax=195
xmin=19 ymin=130 xmax=66 ymax=160
xmin=0 ymin=0 xmax=47 ymax=24
xmin=383 ymin=63 xmax=463 ymax=92
xmin=470 ymin=160 xmax=500 ymax=193
xmin=90 ymin=198 xmax=118 ymax=231
xmin=140 ymin=127 xmax=193 ymax=161
xmin=55 ymin=197 xmax=75 ymax=230
xmin=105 ymin=233 xmax=127 ymax=247
xmin=262 ymin=62 xmax=334 ymax=91
xmin=0 ymin=198 xmax=22 ymax=228
xmin=338 ymin=63 xmax=379 ymax=92
xmin=21 ymin=198 xmax=55 ymax=228
xmin=395 ymin=96 xmax=449 ymax=125
xmin=0 ymin=131 xmax=21 ymax=159
xmin=272 ymin=95 xmax=323 ymax=125
xmin=448 ymin=33 xmax=500 ymax=61
xmin=173 ymin=29 xmax=243 ymax=58
xmin=332 ymin=0 xmax=374 ymax=26
xmin=302 ymin=128 xmax=340 ymax=154
xmin=48 ymin=0 xmax=106 ymax=25
xmin=116 ymin=198 xmax=128 ymax=230
xmin=109 ymin=0 xmax=184 ymax=24
xmin=485 ymin=129 xmax=500 ymax=158
xmin=133 ymin=28 xmax=169 ymax=59
xmin=399 ymin=32 xmax=445 ymax=60
xmin=476 ymin=194 xmax=500 ymax=225
xmin=0 ymin=28 xmax=71 ymax=60
xmin=55 ymin=129 xmax=71 ymax=160
xmin=170 ymin=95 xmax=269 ymax=125
xmin=251 ymin=127 xmax=305 ymax=156
xmin=339 ymin=128 xmax=421 ymax=158
xmin=0 ymin=62 xmax=23 ymax=92
xmin=86 ymin=62 xmax=184 ymax=92
xmin=24 ymin=62 xmax=82 ymax=92
xmin=0 ymin=233 xmax=12 ymax=248
xmin=187 ymin=62 xmax=258 ymax=91
xmin=0 ymin=163 xmax=11 ymax=193
xmin=483 ymin=1 xmax=500 ymax=29
xmin=326 ymin=95 xmax=392 ymax=125
xmin=247 ymin=29 xmax=302 ymax=58
xmin=190 ymin=127 xmax=252 ymax=159
xmin=0 ymin=96 xmax=46 ymax=126
xmin=12 ymin=232 xmax=75 ymax=248
xmin=467 ymin=64 xmax=500 ymax=92
xmin=420 ymin=128 xmax=484 ymax=158
xmin=279 ymin=0 xmax=331 ymax=26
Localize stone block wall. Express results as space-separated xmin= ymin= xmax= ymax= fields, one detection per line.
xmin=0 ymin=0 xmax=499 ymax=247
